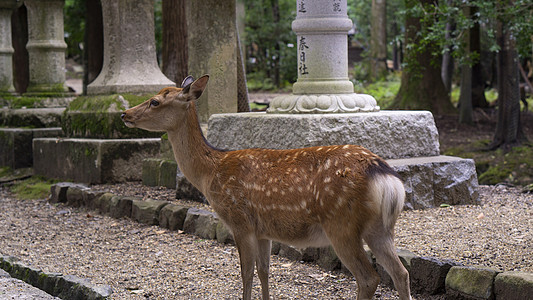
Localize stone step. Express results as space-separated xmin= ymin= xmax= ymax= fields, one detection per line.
xmin=0 ymin=127 xmax=63 ymax=169
xmin=33 ymin=138 xmax=161 ymax=183
xmin=388 ymin=156 xmax=479 ymax=209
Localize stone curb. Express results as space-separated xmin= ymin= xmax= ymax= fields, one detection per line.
xmin=49 ymin=183 xmax=533 ymax=298
xmin=0 ymin=255 xmax=112 ymax=300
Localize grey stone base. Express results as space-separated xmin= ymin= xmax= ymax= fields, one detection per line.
xmin=33 ymin=138 xmax=161 ymax=183
xmin=0 ymin=127 xmax=63 ymax=169
xmin=207 ymin=111 xmax=440 ymax=159
xmin=207 ymin=111 xmax=479 ymax=208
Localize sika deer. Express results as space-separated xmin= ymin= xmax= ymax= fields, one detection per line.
xmin=121 ymin=75 xmax=411 ymax=300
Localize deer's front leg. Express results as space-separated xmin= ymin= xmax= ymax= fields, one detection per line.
xmin=235 ymin=234 xmax=258 ymax=300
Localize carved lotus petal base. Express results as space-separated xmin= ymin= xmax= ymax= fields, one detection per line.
xmin=266 ymin=93 xmax=380 ymax=114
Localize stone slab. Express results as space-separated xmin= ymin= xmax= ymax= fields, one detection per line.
xmin=33 ymin=138 xmax=160 ymax=184
xmin=389 ymin=156 xmax=480 ymax=209
xmin=0 ymin=127 xmax=63 ymax=169
xmin=207 ymin=111 xmax=440 ymax=159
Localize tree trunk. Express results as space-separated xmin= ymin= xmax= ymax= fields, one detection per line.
xmin=469 ymin=6 xmax=488 ymax=108
xmin=162 ymin=0 xmax=188 ymax=84
xmin=393 ymin=0 xmax=454 ymax=114
xmin=490 ymin=20 xmax=526 ymax=149
xmin=370 ymin=0 xmax=388 ymax=80
xmin=441 ymin=17 xmax=454 ymax=93
xmin=11 ymin=4 xmax=29 ymax=94
xmin=84 ymin=0 xmax=103 ymax=94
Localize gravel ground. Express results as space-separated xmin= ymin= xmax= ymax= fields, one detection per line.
xmin=0 ymin=183 xmax=531 ymax=299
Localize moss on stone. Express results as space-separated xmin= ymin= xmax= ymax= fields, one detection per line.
xmin=443 ymin=141 xmax=533 ymax=186
xmin=62 ymin=94 xmax=159 ymax=138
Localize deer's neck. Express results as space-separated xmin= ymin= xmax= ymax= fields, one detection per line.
xmin=166 ymin=103 xmax=222 ymax=194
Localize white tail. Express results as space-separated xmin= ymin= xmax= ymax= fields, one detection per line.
xmin=121 ymin=75 xmax=411 ymax=300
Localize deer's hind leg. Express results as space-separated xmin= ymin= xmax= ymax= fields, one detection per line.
xmin=364 ymin=224 xmax=411 ymax=300
xmin=325 ymin=228 xmax=380 ymax=300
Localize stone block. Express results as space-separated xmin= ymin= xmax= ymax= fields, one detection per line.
xmin=215 ymin=222 xmax=234 ymax=244
xmin=0 ymin=127 xmax=62 ymax=169
xmin=142 ymin=158 xmax=161 ymax=187
xmin=131 ymin=199 xmax=168 ymax=225
xmin=207 ymin=111 xmax=440 ymax=159
xmin=50 ymin=182 xmax=87 ymax=204
xmin=183 ymin=208 xmax=218 ymax=240
xmin=316 ymin=246 xmax=341 ymax=271
xmin=81 ymin=190 xmax=105 ymax=209
xmin=389 ymin=156 xmax=480 ymax=209
xmin=108 ymin=196 xmax=135 ymax=219
xmin=62 ymin=110 xmax=161 ymax=139
xmin=278 ymin=244 xmax=303 ymax=261
xmin=0 ymin=108 xmax=64 ymax=127
xmin=445 ymin=266 xmax=499 ymax=300
xmin=159 ymin=204 xmax=189 ymax=231
xmin=66 ymin=185 xmax=90 ymax=207
xmin=271 ymin=241 xmax=281 ymax=255
xmin=159 ymin=160 xmax=177 ymax=189
xmin=494 ymin=271 xmax=533 ymax=300
xmin=93 ymin=193 xmax=114 ymax=214
xmin=410 ymin=256 xmax=458 ymax=295
xmin=33 ymin=138 xmax=161 ymax=184
xmin=176 ymin=172 xmax=205 ymax=203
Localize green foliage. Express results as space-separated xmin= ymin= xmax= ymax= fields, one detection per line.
xmin=244 ymin=0 xmax=297 ymax=89
xmin=64 ymin=0 xmax=85 ymax=60
xmin=353 ymin=73 xmax=401 ymax=108
xmin=403 ymin=0 xmax=533 ymax=66
xmin=10 ymin=177 xmax=59 ymax=200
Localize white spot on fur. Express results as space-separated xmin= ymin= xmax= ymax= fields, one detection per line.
xmin=324 ymin=177 xmax=332 ymax=183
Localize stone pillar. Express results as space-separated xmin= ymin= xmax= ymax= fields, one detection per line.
xmin=87 ymin=0 xmax=174 ymax=95
xmin=187 ymin=0 xmax=238 ymax=122
xmin=267 ymin=0 xmax=379 ymax=113
xmin=0 ymin=0 xmax=21 ymax=93
xmin=24 ymin=0 xmax=69 ymax=93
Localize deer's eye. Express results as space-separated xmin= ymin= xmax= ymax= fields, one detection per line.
xmin=150 ymin=99 xmax=160 ymax=107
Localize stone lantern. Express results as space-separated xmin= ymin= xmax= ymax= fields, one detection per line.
xmin=0 ymin=0 xmax=22 ymax=93
xmin=267 ymin=0 xmax=378 ymax=113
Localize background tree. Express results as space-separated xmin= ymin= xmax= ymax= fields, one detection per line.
xmin=161 ymin=0 xmax=188 ymax=83
xmin=370 ymin=0 xmax=388 ymax=80
xmin=392 ymin=0 xmax=454 ymax=114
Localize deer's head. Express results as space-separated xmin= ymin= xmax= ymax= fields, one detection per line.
xmin=121 ymin=75 xmax=209 ymax=132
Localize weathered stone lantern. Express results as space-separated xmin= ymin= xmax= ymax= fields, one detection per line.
xmin=0 ymin=0 xmax=21 ymax=93
xmin=25 ymin=0 xmax=69 ymax=93
xmin=268 ymin=0 xmax=378 ymax=113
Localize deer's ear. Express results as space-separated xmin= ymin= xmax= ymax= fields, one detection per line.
xmin=183 ymin=75 xmax=209 ymax=101
xmin=181 ymin=75 xmax=195 ymax=88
